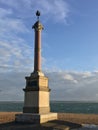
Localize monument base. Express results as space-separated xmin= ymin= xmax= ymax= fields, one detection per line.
xmin=15 ymin=113 xmax=57 ymax=124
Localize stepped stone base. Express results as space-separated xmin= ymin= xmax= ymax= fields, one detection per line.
xmin=15 ymin=113 xmax=57 ymax=124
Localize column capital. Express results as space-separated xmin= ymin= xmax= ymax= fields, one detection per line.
xmin=32 ymin=21 xmax=43 ymax=31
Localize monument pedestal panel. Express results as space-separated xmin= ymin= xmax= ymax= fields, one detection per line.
xmin=15 ymin=113 xmax=57 ymax=124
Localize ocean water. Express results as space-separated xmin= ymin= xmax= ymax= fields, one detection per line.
xmin=0 ymin=101 xmax=98 ymax=114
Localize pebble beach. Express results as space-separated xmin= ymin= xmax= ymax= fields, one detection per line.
xmin=0 ymin=112 xmax=98 ymax=130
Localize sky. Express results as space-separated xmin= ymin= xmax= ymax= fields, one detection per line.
xmin=0 ymin=0 xmax=98 ymax=101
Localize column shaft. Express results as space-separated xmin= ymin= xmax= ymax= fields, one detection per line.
xmin=34 ymin=30 xmax=41 ymax=72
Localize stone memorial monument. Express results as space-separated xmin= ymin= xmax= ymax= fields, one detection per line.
xmin=15 ymin=11 xmax=57 ymax=124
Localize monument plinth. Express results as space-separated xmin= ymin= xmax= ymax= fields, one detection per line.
xmin=15 ymin=11 xmax=57 ymax=124
xmin=23 ymin=75 xmax=50 ymax=114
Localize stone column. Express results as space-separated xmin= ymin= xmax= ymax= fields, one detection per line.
xmin=33 ymin=21 xmax=43 ymax=73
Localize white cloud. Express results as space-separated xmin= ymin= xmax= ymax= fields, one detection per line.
xmin=0 ymin=0 xmax=70 ymax=23
xmin=0 ymin=8 xmax=29 ymax=34
xmin=63 ymin=73 xmax=78 ymax=83
xmin=0 ymin=40 xmax=33 ymax=72
xmin=0 ymin=70 xmax=98 ymax=101
xmin=0 ymin=8 xmax=12 ymax=18
xmin=34 ymin=0 xmax=69 ymax=23
xmin=0 ymin=4 xmax=33 ymax=73
xmin=46 ymin=71 xmax=98 ymax=101
xmin=82 ymin=71 xmax=93 ymax=78
xmin=0 ymin=72 xmax=26 ymax=101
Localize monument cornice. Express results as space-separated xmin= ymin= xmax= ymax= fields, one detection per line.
xmin=23 ymin=87 xmax=51 ymax=92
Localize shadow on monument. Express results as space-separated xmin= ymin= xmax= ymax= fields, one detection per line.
xmin=0 ymin=120 xmax=81 ymax=130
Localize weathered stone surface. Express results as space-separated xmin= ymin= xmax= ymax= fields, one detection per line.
xmin=23 ymin=73 xmax=51 ymax=114
xmin=15 ymin=113 xmax=57 ymax=124
xmin=23 ymin=107 xmax=50 ymax=114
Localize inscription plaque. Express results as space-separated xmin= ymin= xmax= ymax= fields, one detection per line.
xmin=28 ymin=81 xmax=37 ymax=86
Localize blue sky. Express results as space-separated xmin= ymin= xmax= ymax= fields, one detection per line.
xmin=0 ymin=0 xmax=98 ymax=101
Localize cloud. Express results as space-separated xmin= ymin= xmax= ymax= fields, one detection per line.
xmin=0 ymin=7 xmax=12 ymax=18
xmin=0 ymin=8 xmax=29 ymax=36
xmin=63 ymin=73 xmax=78 ymax=83
xmin=33 ymin=0 xmax=69 ymax=23
xmin=0 ymin=90 xmax=2 ymax=92
xmin=46 ymin=71 xmax=98 ymax=101
xmin=0 ymin=5 xmax=33 ymax=73
xmin=0 ymin=70 xmax=98 ymax=101
xmin=82 ymin=71 xmax=93 ymax=78
xmin=0 ymin=0 xmax=70 ymax=23
xmin=0 ymin=72 xmax=26 ymax=101
xmin=0 ymin=5 xmax=34 ymax=72
xmin=0 ymin=41 xmax=33 ymax=73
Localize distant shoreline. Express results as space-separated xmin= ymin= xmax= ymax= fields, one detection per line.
xmin=1 ymin=100 xmax=98 ymax=103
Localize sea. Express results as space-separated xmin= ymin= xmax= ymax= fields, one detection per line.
xmin=0 ymin=101 xmax=98 ymax=114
